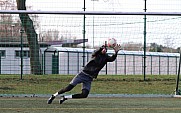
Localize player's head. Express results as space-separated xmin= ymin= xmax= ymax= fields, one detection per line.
xmin=101 ymin=47 xmax=107 ymax=54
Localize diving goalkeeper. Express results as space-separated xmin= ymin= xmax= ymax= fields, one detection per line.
xmin=47 ymin=44 xmax=121 ymax=104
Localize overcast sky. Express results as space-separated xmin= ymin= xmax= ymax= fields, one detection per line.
xmin=26 ymin=0 xmax=181 ymax=12
xmin=24 ymin=0 xmax=181 ymax=48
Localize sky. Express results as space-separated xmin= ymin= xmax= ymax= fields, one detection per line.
xmin=22 ymin=0 xmax=181 ymax=48
xmin=26 ymin=0 xmax=181 ymax=12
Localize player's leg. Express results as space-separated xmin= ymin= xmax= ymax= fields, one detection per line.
xmin=47 ymin=73 xmax=82 ymax=104
xmin=59 ymin=74 xmax=92 ymax=104
xmin=59 ymin=89 xmax=89 ymax=104
xmin=58 ymin=84 xmax=75 ymax=94
xmin=47 ymin=84 xmax=75 ymax=104
xmin=72 ymin=89 xmax=89 ymax=98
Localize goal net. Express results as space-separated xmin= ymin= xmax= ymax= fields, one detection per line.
xmin=0 ymin=0 xmax=181 ymax=96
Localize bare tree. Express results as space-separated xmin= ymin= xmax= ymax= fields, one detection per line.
xmin=164 ymin=36 xmax=174 ymax=53
xmin=0 ymin=0 xmax=18 ymax=37
xmin=16 ymin=0 xmax=42 ymax=74
xmin=122 ymin=42 xmax=144 ymax=51
xmin=41 ymin=29 xmax=60 ymax=41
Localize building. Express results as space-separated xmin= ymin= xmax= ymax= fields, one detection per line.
xmin=0 ymin=39 xmax=88 ymax=74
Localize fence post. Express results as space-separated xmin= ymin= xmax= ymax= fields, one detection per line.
xmin=20 ymin=28 xmax=24 ymax=80
xmin=0 ymin=52 xmax=1 ymax=74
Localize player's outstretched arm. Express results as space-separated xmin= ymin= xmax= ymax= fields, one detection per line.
xmin=106 ymin=44 xmax=121 ymax=62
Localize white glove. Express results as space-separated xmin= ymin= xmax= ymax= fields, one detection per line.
xmin=113 ymin=44 xmax=121 ymax=53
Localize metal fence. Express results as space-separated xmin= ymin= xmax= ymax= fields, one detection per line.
xmin=0 ymin=46 xmax=179 ymax=75
xmin=44 ymin=47 xmax=179 ymax=75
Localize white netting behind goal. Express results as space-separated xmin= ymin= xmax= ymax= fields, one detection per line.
xmin=0 ymin=0 xmax=181 ymax=76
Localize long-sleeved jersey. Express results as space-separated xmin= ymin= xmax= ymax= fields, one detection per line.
xmin=82 ymin=47 xmax=118 ymax=79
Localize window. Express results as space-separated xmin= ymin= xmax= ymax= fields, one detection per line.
xmin=15 ymin=50 xmax=30 ymax=58
xmin=0 ymin=50 xmax=6 ymax=57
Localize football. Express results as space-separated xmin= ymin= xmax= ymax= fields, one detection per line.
xmin=107 ymin=38 xmax=117 ymax=47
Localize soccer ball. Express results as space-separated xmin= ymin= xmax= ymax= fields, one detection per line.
xmin=107 ymin=38 xmax=117 ymax=47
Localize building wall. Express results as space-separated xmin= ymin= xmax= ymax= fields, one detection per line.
xmin=0 ymin=47 xmax=31 ymax=74
xmin=44 ymin=48 xmax=179 ymax=75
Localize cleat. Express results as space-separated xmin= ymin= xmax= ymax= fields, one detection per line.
xmin=47 ymin=95 xmax=55 ymax=104
xmin=59 ymin=96 xmax=67 ymax=104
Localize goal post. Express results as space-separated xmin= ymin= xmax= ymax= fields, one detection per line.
xmin=1 ymin=10 xmax=181 ymax=95
xmin=1 ymin=10 xmax=181 ymax=15
xmin=174 ymin=51 xmax=181 ymax=96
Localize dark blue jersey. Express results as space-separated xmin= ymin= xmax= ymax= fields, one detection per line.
xmin=82 ymin=47 xmax=117 ymax=78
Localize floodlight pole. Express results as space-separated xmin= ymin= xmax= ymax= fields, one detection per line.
xmin=20 ymin=28 xmax=24 ymax=80
xmin=92 ymin=0 xmax=95 ymax=48
xmin=143 ymin=0 xmax=147 ymax=81
xmin=82 ymin=0 xmax=86 ymax=67
xmin=91 ymin=0 xmax=99 ymax=48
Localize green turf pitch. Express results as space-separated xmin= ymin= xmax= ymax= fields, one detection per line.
xmin=1 ymin=97 xmax=181 ymax=113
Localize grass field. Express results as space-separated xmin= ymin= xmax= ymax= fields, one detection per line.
xmin=0 ymin=74 xmax=179 ymax=95
xmin=0 ymin=74 xmax=181 ymax=113
xmin=1 ymin=97 xmax=181 ymax=113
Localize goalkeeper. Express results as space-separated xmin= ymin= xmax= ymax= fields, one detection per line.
xmin=47 ymin=44 xmax=121 ymax=104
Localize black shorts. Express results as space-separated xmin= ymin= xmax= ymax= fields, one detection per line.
xmin=70 ymin=72 xmax=93 ymax=91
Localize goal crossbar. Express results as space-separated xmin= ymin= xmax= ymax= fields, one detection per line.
xmin=1 ymin=10 xmax=181 ymax=16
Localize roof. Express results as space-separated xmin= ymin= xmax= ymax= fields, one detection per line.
xmin=0 ymin=42 xmax=50 ymax=47
xmin=45 ymin=46 xmax=180 ymax=57
xmin=0 ymin=39 xmax=88 ymax=47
